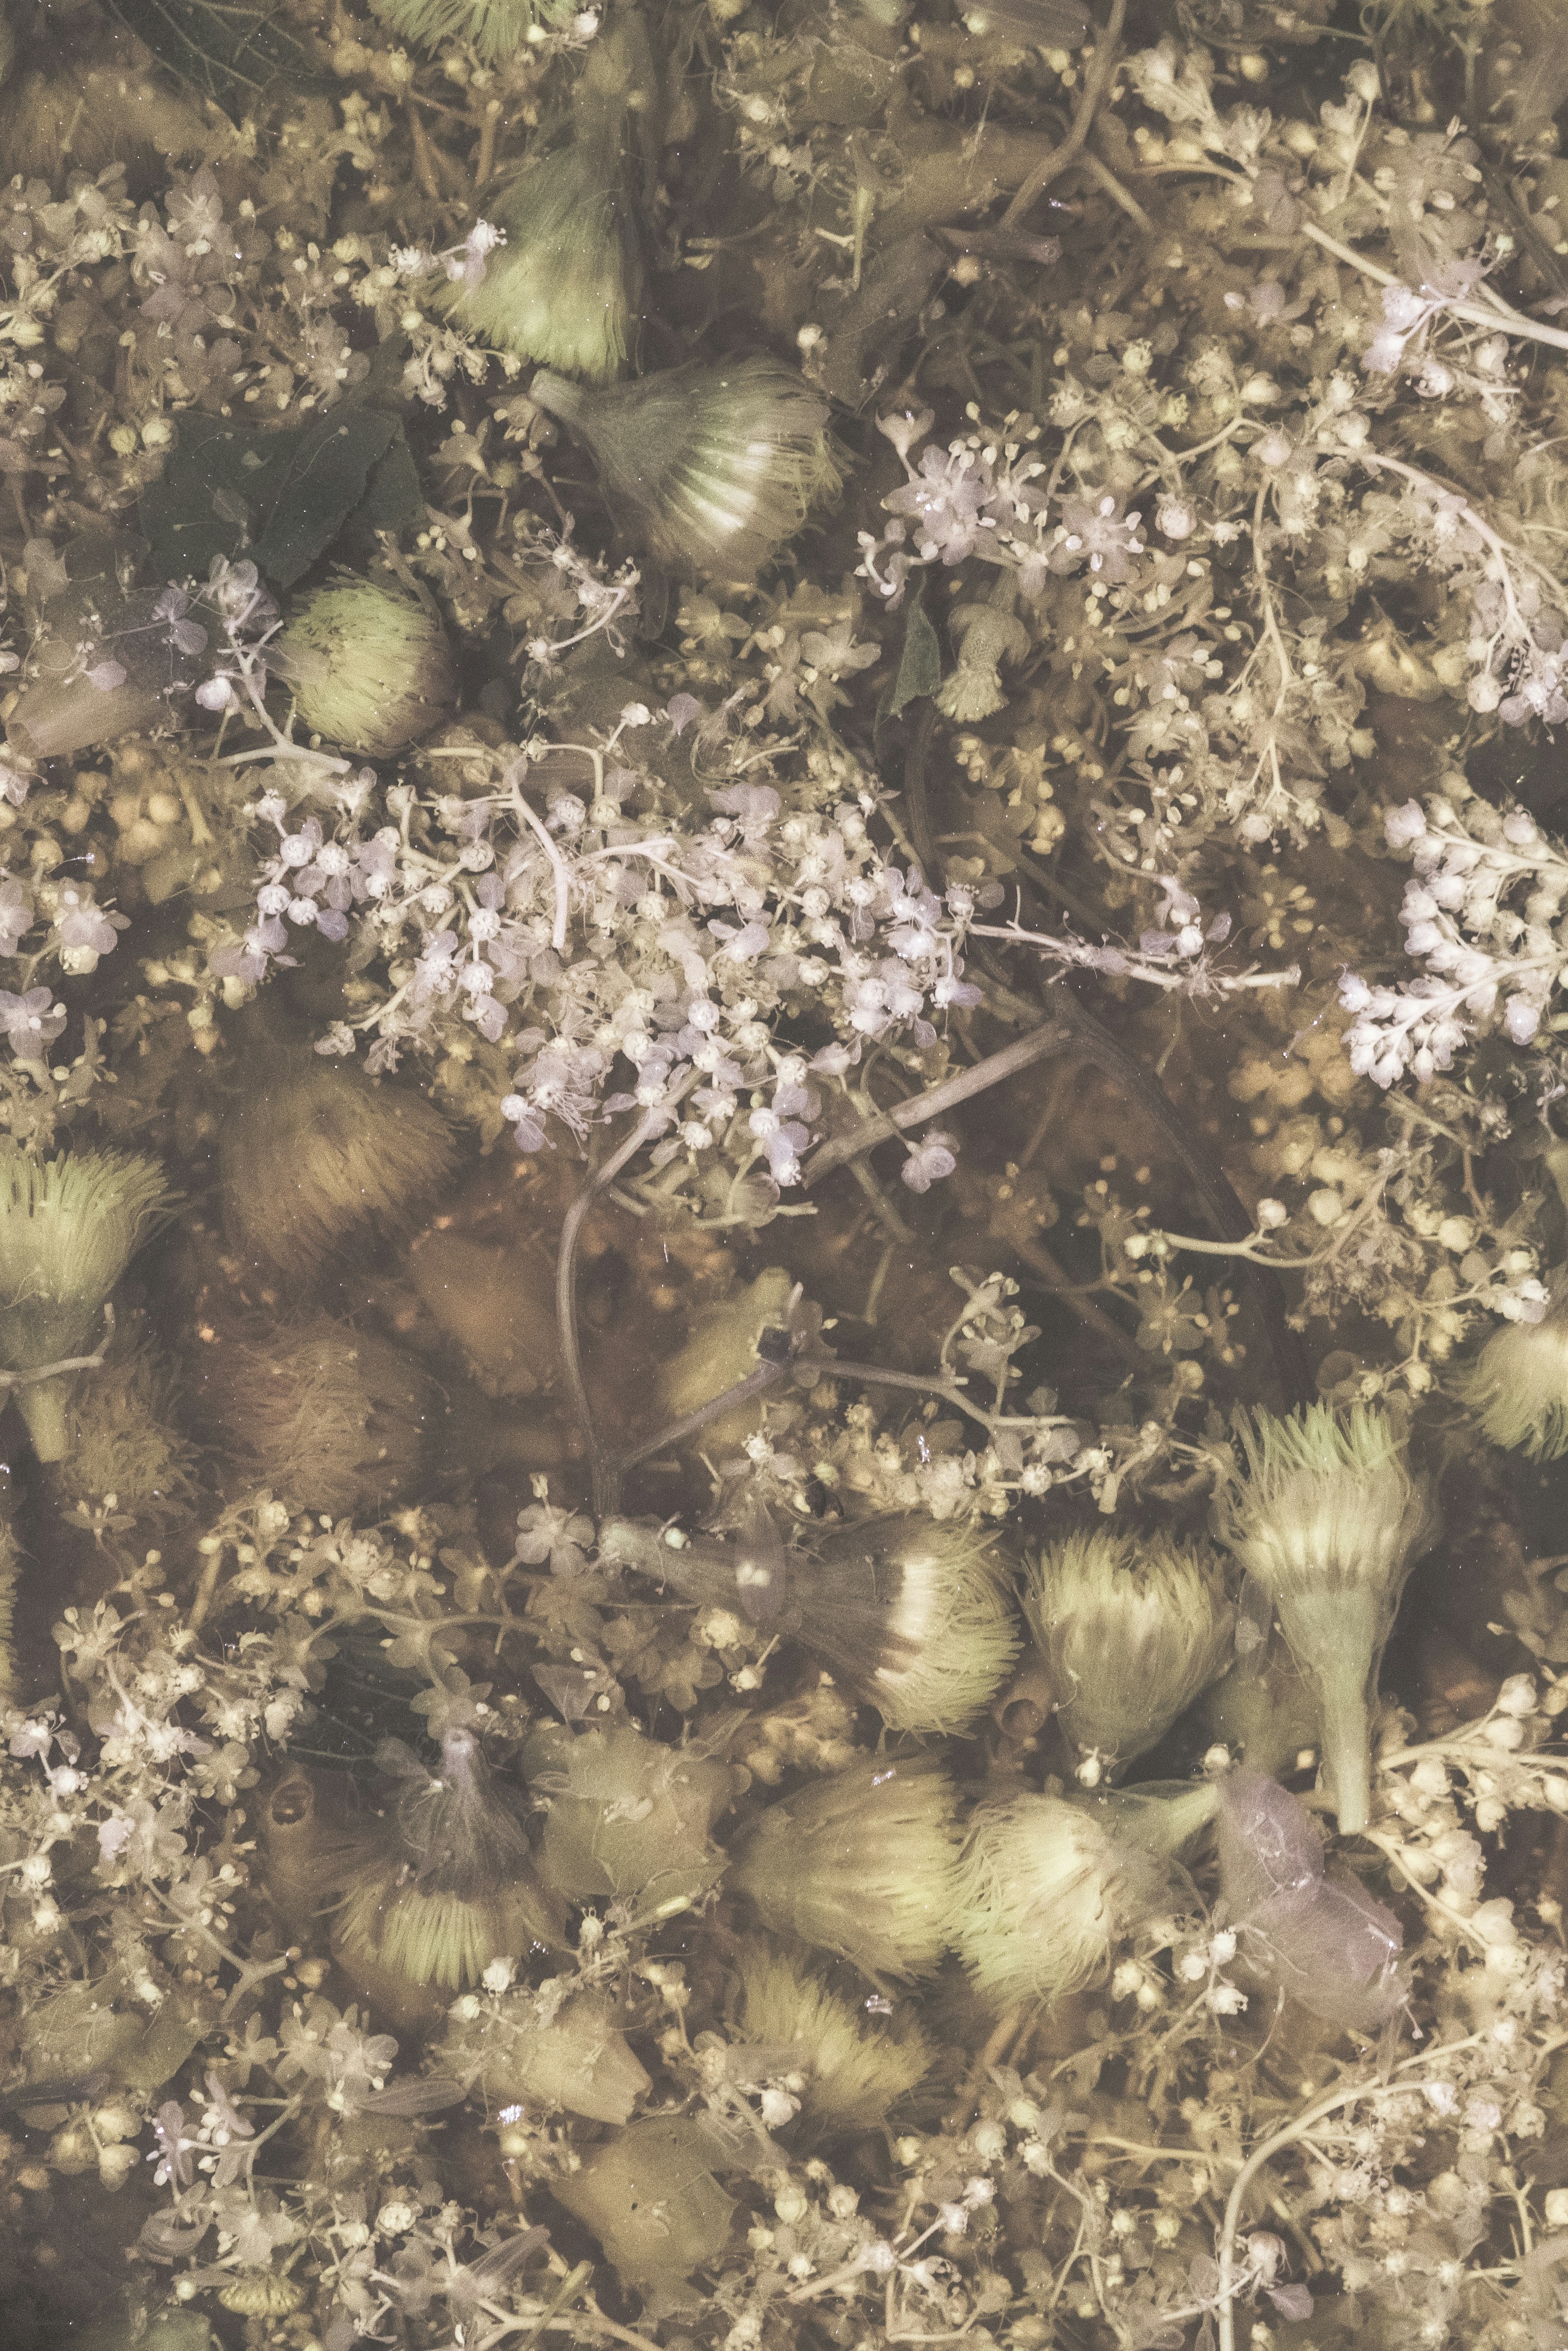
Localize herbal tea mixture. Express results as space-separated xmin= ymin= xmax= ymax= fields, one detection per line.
xmin=12 ymin=0 xmax=1568 ymax=2345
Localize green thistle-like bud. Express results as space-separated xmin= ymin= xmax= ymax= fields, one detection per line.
xmin=1022 ymin=1528 xmax=1234 ymax=1777
xmin=730 ymin=1753 xmax=959 ymax=1983
xmin=194 ymin=1314 xmax=439 ymax=1519
xmin=605 ymin=1512 xmax=1018 ymax=1735
xmin=526 ymin=1721 xmax=733 ymax=1921
xmin=952 ymin=1782 xmax=1215 ymax=2015
xmin=442 ymin=1984 xmax=650 ymax=2125
xmin=551 ymin=2116 xmax=737 ymax=2316
xmin=530 ymin=359 xmax=841 ymax=583
xmin=1457 ymin=1285 xmax=1568 ymax=1459
xmin=367 ymin=0 xmax=575 ymax=61
xmin=727 ymin=1939 xmax=932 ymax=2132
xmin=275 ymin=577 xmax=456 ymax=756
xmin=0 ymin=1148 xmax=169 ymax=1462
xmin=444 ymin=23 xmax=648 ymax=380
xmin=333 ymin=1729 xmax=564 ymax=1992
xmin=1214 ymin=1405 xmax=1432 ymax=1835
xmin=219 ymin=1050 xmax=455 ymax=1279
xmin=58 ymin=1335 xmax=196 ymax=1528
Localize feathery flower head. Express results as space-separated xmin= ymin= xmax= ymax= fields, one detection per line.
xmin=276 ymin=576 xmax=456 ymax=756
xmin=0 ymin=1147 xmax=169 ymax=1461
xmin=953 ymin=1781 xmax=1215 ymax=2014
xmin=730 ymin=1752 xmax=959 ymax=1983
xmin=604 ymin=1510 xmax=1017 ymax=1733
xmin=195 ymin=1314 xmax=438 ymax=1519
xmin=1215 ymin=1404 xmax=1432 ymax=1833
xmin=728 ymin=1939 xmax=932 ymax=2132
xmin=367 ymin=0 xmax=578 ymax=63
xmin=443 ymin=19 xmax=650 ymax=380
xmin=1457 ymin=1280 xmax=1568 ymax=1459
xmin=530 ymin=358 xmax=841 ymax=582
xmin=1023 ymin=1527 xmax=1234 ymax=1777
xmin=334 ymin=1730 xmax=564 ymax=1990
xmin=219 ymin=1048 xmax=455 ymax=1279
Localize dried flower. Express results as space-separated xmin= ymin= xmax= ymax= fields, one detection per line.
xmin=529 ymin=359 xmax=840 ymax=581
xmin=0 ymin=1147 xmax=168 ymax=1461
xmin=1456 ymin=1277 xmax=1568 ymax=1458
xmin=276 ymin=577 xmax=456 ymax=756
xmin=334 ymin=1729 xmax=564 ymax=1990
xmin=218 ymin=1043 xmax=455 ymax=1279
xmin=1215 ymin=1406 xmax=1432 ymax=1833
xmin=1022 ymin=1529 xmax=1234 ymax=1777
xmin=526 ymin=1721 xmax=733 ymax=1920
xmin=194 ymin=1315 xmax=439 ymax=1518
xmin=730 ymin=1753 xmax=959 ymax=1982
xmin=952 ymin=1782 xmax=1215 ymax=2013
xmin=444 ymin=22 xmax=646 ymax=379
xmin=728 ymin=1940 xmax=931 ymax=2132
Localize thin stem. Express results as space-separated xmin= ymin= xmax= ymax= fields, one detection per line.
xmin=829 ymin=1359 xmax=997 ymax=1437
xmin=507 ymin=769 xmax=572 ymax=953
xmin=1215 ymin=2080 xmax=1447 ymax=2351
xmin=615 ymin=1358 xmax=788 ymax=1473
xmin=802 ymin=1019 xmax=1073 ymax=1187
xmin=557 ymin=1086 xmax=694 ymax=1517
xmin=1000 ymin=0 xmax=1127 ymax=231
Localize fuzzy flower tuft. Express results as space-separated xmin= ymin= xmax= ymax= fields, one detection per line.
xmin=731 ymin=1753 xmax=960 ymax=1984
xmin=1215 ymin=1405 xmax=1432 ymax=1833
xmin=276 ymin=576 xmax=457 ymax=756
xmin=952 ymin=1783 xmax=1214 ymax=2014
xmin=0 ymin=1147 xmax=169 ymax=1462
xmin=530 ymin=358 xmax=840 ymax=582
xmin=1023 ymin=1528 xmax=1234 ymax=1777
xmin=1457 ymin=1276 xmax=1568 ymax=1459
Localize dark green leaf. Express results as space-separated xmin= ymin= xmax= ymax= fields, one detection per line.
xmin=339 ymin=428 xmax=428 ymax=565
xmin=888 ymin=580 xmax=943 ymax=717
xmin=140 ymin=407 xmax=403 ymax=590
xmin=102 ymin=0 xmax=335 ymax=116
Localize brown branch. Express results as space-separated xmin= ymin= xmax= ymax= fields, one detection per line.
xmin=1000 ymin=0 xmax=1128 ymax=232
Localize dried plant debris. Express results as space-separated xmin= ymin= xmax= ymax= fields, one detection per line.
xmin=12 ymin=5 xmax=1568 ymax=2351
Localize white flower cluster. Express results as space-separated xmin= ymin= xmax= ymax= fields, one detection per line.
xmin=1340 ymin=785 xmax=1568 ymax=1084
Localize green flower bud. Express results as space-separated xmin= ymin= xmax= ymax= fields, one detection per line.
xmin=276 ymin=577 xmax=456 ymax=756
xmin=550 ymin=2116 xmax=737 ymax=2316
xmin=1457 ymin=1286 xmax=1568 ymax=1459
xmin=59 ymin=1335 xmax=196 ymax=1527
xmin=334 ymin=1729 xmax=565 ymax=1991
xmin=730 ymin=1753 xmax=960 ymax=1983
xmin=1022 ymin=1528 xmax=1234 ymax=1776
xmin=727 ymin=1939 xmax=932 ymax=2132
xmin=444 ymin=23 xmax=649 ymax=379
xmin=530 ymin=359 xmax=841 ymax=582
xmin=442 ymin=1984 xmax=650 ymax=2124
xmin=195 ymin=1314 xmax=439 ymax=1519
xmin=367 ymin=0 xmax=574 ymax=60
xmin=952 ymin=1782 xmax=1215 ymax=2014
xmin=219 ymin=1048 xmax=455 ymax=1279
xmin=0 ymin=1148 xmax=169 ymax=1462
xmin=608 ymin=1512 xmax=1018 ymax=1735
xmin=1214 ymin=1405 xmax=1432 ymax=1835
xmin=526 ymin=1720 xmax=733 ymax=1921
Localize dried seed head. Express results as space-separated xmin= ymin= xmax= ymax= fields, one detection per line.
xmin=728 ymin=1939 xmax=932 ymax=2132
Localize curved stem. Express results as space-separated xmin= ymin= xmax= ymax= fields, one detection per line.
xmin=558 ymin=1086 xmax=694 ymax=1518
